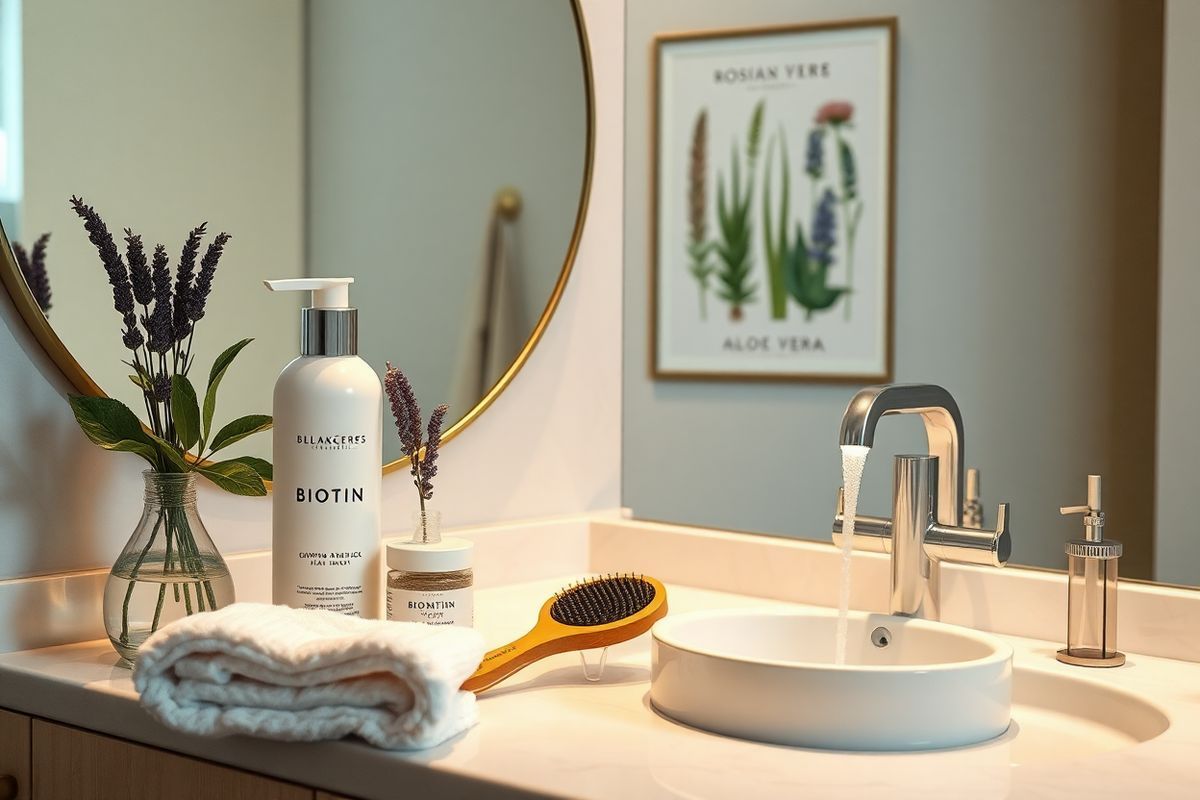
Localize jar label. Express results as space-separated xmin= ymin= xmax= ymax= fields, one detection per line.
xmin=387 ymin=586 xmax=474 ymax=627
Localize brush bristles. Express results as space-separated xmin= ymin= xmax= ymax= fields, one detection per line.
xmin=550 ymin=574 xmax=656 ymax=627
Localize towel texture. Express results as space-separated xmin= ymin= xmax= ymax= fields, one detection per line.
xmin=132 ymin=603 xmax=485 ymax=750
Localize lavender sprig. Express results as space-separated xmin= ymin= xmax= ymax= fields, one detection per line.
xmin=152 ymin=372 xmax=171 ymax=403
xmin=29 ymin=233 xmax=52 ymax=312
xmin=811 ymin=188 xmax=838 ymax=268
xmin=188 ymin=232 xmax=230 ymax=323
xmin=418 ymin=404 xmax=448 ymax=499
xmin=147 ymin=244 xmax=174 ymax=354
xmin=805 ymin=127 xmax=825 ymax=179
xmin=11 ymin=243 xmax=29 ymax=286
xmin=384 ymin=361 xmax=422 ymax=455
xmin=172 ymin=223 xmax=206 ymax=344
xmin=13 ymin=234 xmax=53 ymax=312
xmin=70 ymin=196 xmax=140 ymax=350
xmin=124 ymin=229 xmax=153 ymax=307
xmin=385 ymin=363 xmax=449 ymax=510
xmin=121 ymin=313 xmax=144 ymax=349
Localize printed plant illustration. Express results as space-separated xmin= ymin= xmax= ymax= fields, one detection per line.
xmin=679 ymin=97 xmax=861 ymax=325
xmin=713 ymin=99 xmax=765 ymax=321
xmin=785 ymin=187 xmax=850 ymax=319
xmin=814 ymin=101 xmax=863 ymax=320
xmin=685 ymin=109 xmax=715 ymax=320
xmin=657 ymin=27 xmax=894 ymax=378
xmin=759 ymin=100 xmax=856 ymax=322
xmin=762 ymin=127 xmax=792 ymax=320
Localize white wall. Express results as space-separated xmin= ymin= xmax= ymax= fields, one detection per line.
xmin=622 ymin=0 xmax=1162 ymax=576
xmin=1155 ymin=0 xmax=1200 ymax=586
xmin=0 ymin=0 xmax=622 ymax=581
xmin=306 ymin=0 xmax=588 ymax=464
xmin=20 ymin=0 xmax=304 ymax=462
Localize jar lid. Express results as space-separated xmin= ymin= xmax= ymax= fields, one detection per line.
xmin=387 ymin=537 xmax=474 ymax=572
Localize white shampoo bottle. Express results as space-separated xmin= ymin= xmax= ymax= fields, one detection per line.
xmin=264 ymin=277 xmax=382 ymax=618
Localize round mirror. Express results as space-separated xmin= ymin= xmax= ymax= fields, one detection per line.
xmin=0 ymin=0 xmax=592 ymax=470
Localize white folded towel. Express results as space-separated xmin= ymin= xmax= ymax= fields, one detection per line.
xmin=132 ymin=602 xmax=485 ymax=750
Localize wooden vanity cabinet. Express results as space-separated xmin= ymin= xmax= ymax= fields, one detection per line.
xmin=0 ymin=708 xmax=358 ymax=800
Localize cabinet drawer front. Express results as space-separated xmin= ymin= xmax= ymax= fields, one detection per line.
xmin=0 ymin=709 xmax=31 ymax=800
xmin=31 ymin=721 xmax=311 ymax=800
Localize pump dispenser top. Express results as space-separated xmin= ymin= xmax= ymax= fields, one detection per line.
xmin=264 ymin=277 xmax=357 ymax=356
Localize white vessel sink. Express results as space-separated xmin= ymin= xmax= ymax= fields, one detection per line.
xmin=650 ymin=607 xmax=1013 ymax=751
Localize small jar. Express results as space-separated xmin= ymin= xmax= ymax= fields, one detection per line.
xmin=386 ymin=511 xmax=474 ymax=627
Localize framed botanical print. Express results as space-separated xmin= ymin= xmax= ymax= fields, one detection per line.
xmin=651 ymin=18 xmax=896 ymax=381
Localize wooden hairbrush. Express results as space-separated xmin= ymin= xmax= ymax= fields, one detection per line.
xmin=462 ymin=574 xmax=668 ymax=694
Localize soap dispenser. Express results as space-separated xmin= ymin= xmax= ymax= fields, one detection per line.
xmin=1056 ymin=475 xmax=1124 ymax=667
xmin=264 ymin=277 xmax=383 ymax=618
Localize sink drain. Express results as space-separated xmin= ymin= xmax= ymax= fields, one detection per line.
xmin=871 ymin=626 xmax=891 ymax=648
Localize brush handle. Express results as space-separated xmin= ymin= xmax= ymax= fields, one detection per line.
xmin=462 ymin=626 xmax=566 ymax=693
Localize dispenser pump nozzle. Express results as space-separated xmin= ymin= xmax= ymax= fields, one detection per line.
xmin=1060 ymin=474 xmax=1106 ymax=542
xmin=264 ymin=277 xmax=358 ymax=356
xmin=264 ymin=277 xmax=354 ymax=309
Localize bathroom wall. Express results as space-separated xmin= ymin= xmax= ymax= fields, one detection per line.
xmin=1154 ymin=0 xmax=1200 ymax=586
xmin=0 ymin=0 xmax=623 ymax=580
xmin=0 ymin=0 xmax=19 ymax=234
xmin=19 ymin=0 xmax=304 ymax=440
xmin=306 ymin=0 xmax=587 ymax=435
xmin=622 ymin=0 xmax=1163 ymax=575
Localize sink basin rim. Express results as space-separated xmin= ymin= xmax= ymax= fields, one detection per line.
xmin=651 ymin=606 xmax=1014 ymax=672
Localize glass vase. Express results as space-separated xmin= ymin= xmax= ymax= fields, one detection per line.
xmin=413 ymin=509 xmax=442 ymax=543
xmin=103 ymin=471 xmax=235 ymax=664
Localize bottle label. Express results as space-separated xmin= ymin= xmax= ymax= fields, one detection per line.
xmin=271 ymin=374 xmax=382 ymax=618
xmin=293 ymin=551 xmax=366 ymax=615
xmin=387 ymin=586 xmax=474 ymax=627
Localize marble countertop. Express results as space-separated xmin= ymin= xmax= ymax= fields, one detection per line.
xmin=1 ymin=577 xmax=1198 ymax=799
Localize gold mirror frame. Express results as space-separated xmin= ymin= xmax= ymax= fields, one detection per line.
xmin=0 ymin=0 xmax=594 ymax=481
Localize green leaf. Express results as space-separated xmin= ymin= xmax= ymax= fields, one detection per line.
xmin=838 ymin=136 xmax=858 ymax=200
xmin=67 ymin=395 xmax=159 ymax=468
xmin=203 ymin=338 xmax=253 ymax=441
xmin=170 ymin=375 xmax=200 ymax=451
xmin=124 ymin=360 xmax=154 ymax=394
xmin=784 ymin=222 xmax=810 ymax=305
xmin=747 ymin=99 xmax=765 ymax=162
xmin=68 ymin=394 xmax=151 ymax=447
xmin=761 ymin=128 xmax=791 ymax=321
xmin=109 ymin=439 xmax=161 ymax=468
xmin=224 ymin=455 xmax=273 ymax=481
xmin=784 ymin=221 xmax=848 ymax=317
xmin=198 ymin=460 xmax=267 ymax=496
xmin=712 ymin=129 xmax=757 ymax=319
xmin=147 ymin=433 xmax=191 ymax=472
xmin=731 ymin=142 xmax=740 ymax=198
xmin=208 ymin=414 xmax=273 ymax=454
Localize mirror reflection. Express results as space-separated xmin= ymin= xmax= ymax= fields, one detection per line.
xmin=0 ymin=0 xmax=589 ymax=466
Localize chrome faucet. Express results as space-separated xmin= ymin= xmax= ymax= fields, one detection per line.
xmin=832 ymin=384 xmax=1012 ymax=620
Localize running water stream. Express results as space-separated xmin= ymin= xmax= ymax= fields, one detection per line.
xmin=836 ymin=445 xmax=870 ymax=665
